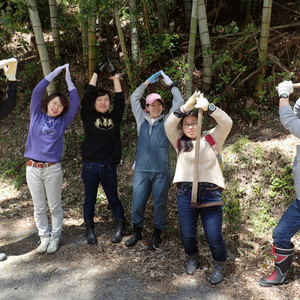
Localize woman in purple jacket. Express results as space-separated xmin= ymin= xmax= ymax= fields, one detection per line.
xmin=24 ymin=64 xmax=80 ymax=255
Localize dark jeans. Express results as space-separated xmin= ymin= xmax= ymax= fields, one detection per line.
xmin=81 ymin=162 xmax=125 ymax=221
xmin=177 ymin=187 xmax=226 ymax=261
xmin=273 ymin=199 xmax=300 ymax=249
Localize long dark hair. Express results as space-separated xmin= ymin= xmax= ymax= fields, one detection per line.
xmin=43 ymin=92 xmax=68 ymax=117
xmin=177 ymin=110 xmax=198 ymax=154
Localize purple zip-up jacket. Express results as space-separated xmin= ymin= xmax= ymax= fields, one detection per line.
xmin=24 ymin=78 xmax=80 ymax=163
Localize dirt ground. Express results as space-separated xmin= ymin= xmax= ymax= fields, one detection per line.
xmin=1 ymin=136 xmax=300 ymax=300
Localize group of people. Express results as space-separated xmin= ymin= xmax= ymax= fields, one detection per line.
xmin=0 ymin=56 xmax=300 ymax=286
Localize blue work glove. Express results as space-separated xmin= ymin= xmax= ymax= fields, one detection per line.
xmin=65 ymin=64 xmax=75 ymax=91
xmin=147 ymin=71 xmax=161 ymax=84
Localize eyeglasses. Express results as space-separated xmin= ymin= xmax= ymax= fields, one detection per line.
xmin=182 ymin=122 xmax=198 ymax=128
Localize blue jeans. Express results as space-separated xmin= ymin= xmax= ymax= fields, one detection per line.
xmin=273 ymin=199 xmax=300 ymax=248
xmin=131 ymin=171 xmax=171 ymax=230
xmin=81 ymin=162 xmax=125 ymax=221
xmin=177 ymin=187 xmax=226 ymax=261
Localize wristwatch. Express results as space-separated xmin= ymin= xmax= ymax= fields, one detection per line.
xmin=279 ymin=93 xmax=289 ymax=98
xmin=208 ymin=103 xmax=216 ymax=112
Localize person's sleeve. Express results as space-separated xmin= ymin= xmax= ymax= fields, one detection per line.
xmin=130 ymin=83 xmax=147 ymax=134
xmin=81 ymin=84 xmax=96 ymax=123
xmin=113 ymin=91 xmax=125 ymax=121
xmin=30 ymin=78 xmax=49 ymax=118
xmin=209 ymin=108 xmax=233 ymax=149
xmin=166 ymin=86 xmax=184 ymax=117
xmin=280 ymin=105 xmax=300 ymax=139
xmin=293 ymin=98 xmax=300 ymax=118
xmin=63 ymin=88 xmax=80 ymax=128
xmin=0 ymin=80 xmax=17 ymax=120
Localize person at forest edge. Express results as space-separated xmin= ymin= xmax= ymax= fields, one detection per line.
xmin=0 ymin=58 xmax=17 ymax=120
xmin=125 ymin=70 xmax=184 ymax=250
xmin=259 ymin=80 xmax=300 ymax=286
xmin=0 ymin=57 xmax=18 ymax=261
xmin=80 ymin=57 xmax=126 ymax=244
xmin=24 ymin=64 xmax=80 ymax=255
xmin=164 ymin=93 xmax=232 ymax=284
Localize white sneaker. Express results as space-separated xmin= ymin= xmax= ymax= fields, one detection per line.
xmin=46 ymin=236 xmax=60 ymax=254
xmin=37 ymin=235 xmax=50 ymax=254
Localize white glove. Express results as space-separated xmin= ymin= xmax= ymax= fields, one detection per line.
xmin=182 ymin=91 xmax=200 ymax=112
xmin=45 ymin=64 xmax=68 ymax=82
xmin=277 ymin=80 xmax=293 ymax=97
xmin=195 ymin=96 xmax=209 ymax=111
xmin=161 ymin=70 xmax=173 ymax=86
xmin=0 ymin=58 xmax=17 ymax=69
xmin=65 ymin=64 xmax=75 ymax=91
xmin=1 ymin=58 xmax=18 ymax=81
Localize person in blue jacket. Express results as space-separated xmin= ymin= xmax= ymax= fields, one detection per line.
xmin=125 ymin=70 xmax=184 ymax=250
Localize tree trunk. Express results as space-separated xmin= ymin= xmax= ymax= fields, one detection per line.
xmin=157 ymin=0 xmax=166 ymax=33
xmin=48 ymin=0 xmax=61 ymax=64
xmin=186 ymin=0 xmax=198 ymax=99
xmin=113 ymin=1 xmax=134 ymax=88
xmin=79 ymin=0 xmax=88 ymax=68
xmin=198 ymin=0 xmax=212 ymax=94
xmin=254 ymin=0 xmax=273 ymax=97
xmin=184 ymin=0 xmax=192 ymax=31
xmin=141 ymin=0 xmax=150 ymax=40
xmin=129 ymin=0 xmax=139 ymax=62
xmin=88 ymin=14 xmax=96 ymax=81
xmin=27 ymin=0 xmax=55 ymax=94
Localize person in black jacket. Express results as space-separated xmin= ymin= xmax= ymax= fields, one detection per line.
xmin=0 ymin=58 xmax=17 ymax=120
xmin=80 ymin=56 xmax=126 ymax=244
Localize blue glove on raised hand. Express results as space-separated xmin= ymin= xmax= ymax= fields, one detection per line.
xmin=277 ymin=80 xmax=293 ymax=97
xmin=147 ymin=71 xmax=161 ymax=84
xmin=45 ymin=64 xmax=67 ymax=82
xmin=65 ymin=64 xmax=75 ymax=91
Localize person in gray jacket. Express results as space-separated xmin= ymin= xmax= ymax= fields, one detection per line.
xmin=259 ymin=80 xmax=300 ymax=286
xmin=125 ymin=70 xmax=184 ymax=250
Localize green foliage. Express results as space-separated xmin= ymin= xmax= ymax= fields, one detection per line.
xmin=139 ymin=34 xmax=180 ymax=68
xmin=212 ymin=21 xmax=239 ymax=35
xmin=268 ymin=164 xmax=294 ymax=199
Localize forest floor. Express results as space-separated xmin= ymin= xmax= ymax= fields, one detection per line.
xmin=1 ymin=110 xmax=300 ymax=300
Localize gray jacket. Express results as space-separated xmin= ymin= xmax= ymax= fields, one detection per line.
xmin=280 ymin=102 xmax=300 ymax=199
xmin=130 ymin=82 xmax=184 ymax=172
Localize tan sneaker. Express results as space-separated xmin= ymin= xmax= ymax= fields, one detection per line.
xmin=37 ymin=235 xmax=50 ymax=254
xmin=46 ymin=236 xmax=60 ymax=254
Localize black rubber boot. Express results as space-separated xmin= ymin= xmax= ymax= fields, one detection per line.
xmin=210 ymin=260 xmax=226 ymax=284
xmin=125 ymin=224 xmax=143 ymax=247
xmin=259 ymin=244 xmax=294 ymax=287
xmin=147 ymin=226 xmax=162 ymax=251
xmin=186 ymin=253 xmax=199 ymax=275
xmin=111 ymin=219 xmax=126 ymax=243
xmin=86 ymin=220 xmax=97 ymax=244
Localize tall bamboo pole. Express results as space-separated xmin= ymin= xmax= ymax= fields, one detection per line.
xmin=27 ymin=0 xmax=55 ymax=94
